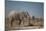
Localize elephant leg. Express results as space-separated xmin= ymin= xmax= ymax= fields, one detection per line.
xmin=19 ymin=19 xmax=21 ymax=26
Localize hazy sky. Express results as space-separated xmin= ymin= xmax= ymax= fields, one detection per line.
xmin=5 ymin=1 xmax=44 ymax=18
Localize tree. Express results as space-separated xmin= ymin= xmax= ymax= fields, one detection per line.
xmin=32 ymin=16 xmax=35 ymax=20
